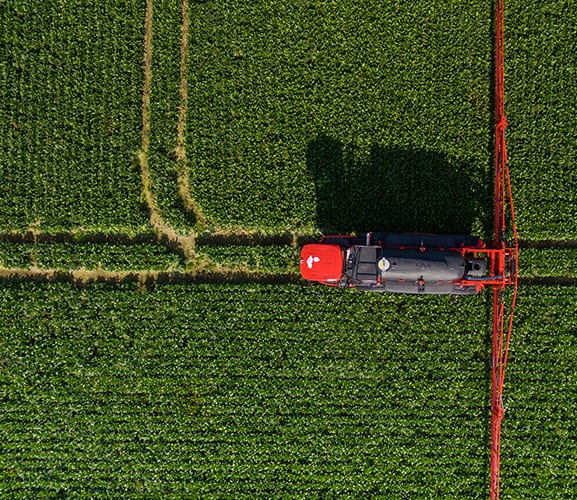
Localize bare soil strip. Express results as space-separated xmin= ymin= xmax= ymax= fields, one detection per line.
xmin=141 ymin=0 xmax=153 ymax=156
xmin=0 ymin=267 xmax=299 ymax=287
xmin=138 ymin=0 xmax=195 ymax=261
xmin=0 ymin=231 xmax=157 ymax=245
xmin=518 ymin=239 xmax=577 ymax=249
xmin=0 ymin=266 xmax=572 ymax=288
xmin=518 ymin=276 xmax=577 ymax=286
xmin=176 ymin=0 xmax=206 ymax=228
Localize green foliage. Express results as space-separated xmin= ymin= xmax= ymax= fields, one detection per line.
xmin=180 ymin=0 xmax=576 ymax=239
xmin=0 ymin=282 xmax=487 ymax=496
xmin=147 ymin=0 xmax=191 ymax=232
xmin=0 ymin=243 xmax=183 ymax=271
xmin=2 ymin=0 xmax=574 ymax=240
xmin=196 ymin=244 xmax=298 ymax=273
xmin=507 ymin=1 xmax=577 ymax=239
xmin=518 ymin=248 xmax=577 ymax=278
xmin=187 ymin=0 xmax=493 ymax=234
xmin=1 ymin=2 xmax=576 ymax=497
xmin=0 ymin=283 xmax=574 ymax=497
xmin=0 ymin=0 xmax=148 ymax=232
xmin=501 ymin=286 xmax=577 ymax=498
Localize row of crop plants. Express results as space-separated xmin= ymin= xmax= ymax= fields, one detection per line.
xmin=506 ymin=1 xmax=577 ymax=240
xmin=146 ymin=0 xmax=192 ymax=233
xmin=0 ymin=242 xmax=182 ymax=271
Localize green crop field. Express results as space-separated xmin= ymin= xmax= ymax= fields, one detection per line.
xmin=0 ymin=1 xmax=148 ymax=233
xmin=1 ymin=0 xmax=576 ymax=497
xmin=507 ymin=2 xmax=577 ymax=240
xmin=2 ymin=0 xmax=575 ymax=239
xmin=186 ymin=0 xmax=494 ymax=234
xmin=1 ymin=284 xmax=575 ymax=497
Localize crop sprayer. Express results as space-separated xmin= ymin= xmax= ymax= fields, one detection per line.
xmin=299 ymin=1 xmax=517 ymax=497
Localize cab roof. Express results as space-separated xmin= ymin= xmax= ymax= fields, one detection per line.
xmin=300 ymin=244 xmax=343 ymax=282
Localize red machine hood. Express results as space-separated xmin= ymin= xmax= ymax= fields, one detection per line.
xmin=300 ymin=244 xmax=343 ymax=281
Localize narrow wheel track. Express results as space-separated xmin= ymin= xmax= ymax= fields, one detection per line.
xmin=175 ymin=0 xmax=206 ymax=228
xmin=0 ymin=266 xmax=573 ymax=288
xmin=138 ymin=0 xmax=195 ymax=261
xmin=0 ymin=267 xmax=299 ymax=287
xmin=1 ymin=229 xmax=575 ymax=251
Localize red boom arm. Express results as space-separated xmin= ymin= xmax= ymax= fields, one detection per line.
xmin=489 ymin=0 xmax=518 ymax=498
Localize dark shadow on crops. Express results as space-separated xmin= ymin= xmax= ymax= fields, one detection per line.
xmin=307 ymin=134 xmax=491 ymax=235
xmin=518 ymin=239 xmax=577 ymax=249
xmin=519 ymin=276 xmax=577 ymax=286
xmin=2 ymin=269 xmax=576 ymax=288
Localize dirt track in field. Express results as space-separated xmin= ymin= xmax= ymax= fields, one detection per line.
xmin=0 ymin=267 xmax=300 ymax=287
xmin=1 ymin=228 xmax=576 ymax=250
xmin=176 ymin=0 xmax=206 ymax=228
xmin=0 ymin=266 xmax=574 ymax=288
xmin=141 ymin=0 xmax=152 ymax=155
xmin=138 ymin=0 xmax=196 ymax=261
xmin=175 ymin=0 xmax=187 ymax=165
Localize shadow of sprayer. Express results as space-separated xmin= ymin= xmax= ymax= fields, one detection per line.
xmin=307 ymin=134 xmax=491 ymax=236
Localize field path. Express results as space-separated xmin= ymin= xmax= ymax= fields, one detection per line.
xmin=0 ymin=267 xmax=299 ymax=286
xmin=1 ymin=226 xmax=575 ymax=250
xmin=0 ymin=266 xmax=573 ymax=288
xmin=141 ymin=0 xmax=152 ymax=155
xmin=138 ymin=0 xmax=196 ymax=261
xmin=176 ymin=0 xmax=206 ymax=228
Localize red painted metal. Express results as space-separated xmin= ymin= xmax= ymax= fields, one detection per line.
xmin=456 ymin=1 xmax=518 ymax=496
xmin=299 ymin=244 xmax=343 ymax=282
xmin=489 ymin=0 xmax=518 ymax=497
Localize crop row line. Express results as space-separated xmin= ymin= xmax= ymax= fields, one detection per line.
xmin=0 ymin=267 xmax=299 ymax=288
xmin=517 ymin=239 xmax=577 ymax=249
xmin=0 ymin=231 xmax=157 ymax=245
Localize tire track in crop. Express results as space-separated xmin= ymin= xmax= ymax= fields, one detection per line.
xmin=176 ymin=0 xmax=206 ymax=229
xmin=196 ymin=230 xmax=311 ymax=247
xmin=138 ymin=0 xmax=195 ymax=262
xmin=141 ymin=0 xmax=152 ymax=158
xmin=518 ymin=239 xmax=577 ymax=249
xmin=0 ymin=231 xmax=157 ymax=245
xmin=0 ymin=266 xmax=574 ymax=288
xmin=518 ymin=276 xmax=577 ymax=286
xmin=0 ymin=267 xmax=299 ymax=287
xmin=196 ymin=231 xmax=577 ymax=251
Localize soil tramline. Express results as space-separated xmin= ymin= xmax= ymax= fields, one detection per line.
xmin=175 ymin=0 xmax=206 ymax=228
xmin=136 ymin=0 xmax=195 ymax=263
